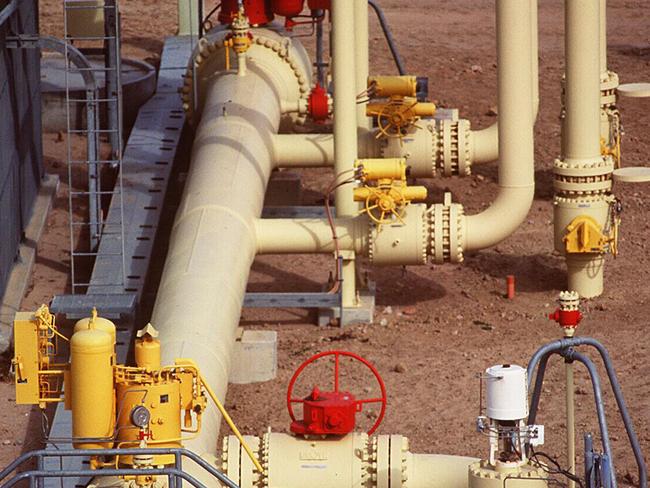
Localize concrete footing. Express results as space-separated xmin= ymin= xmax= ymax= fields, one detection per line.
xmin=318 ymin=285 xmax=376 ymax=327
xmin=229 ymin=328 xmax=278 ymax=384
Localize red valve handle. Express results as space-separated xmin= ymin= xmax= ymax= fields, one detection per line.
xmin=286 ymin=350 xmax=387 ymax=435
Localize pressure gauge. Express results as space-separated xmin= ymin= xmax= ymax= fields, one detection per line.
xmin=130 ymin=405 xmax=151 ymax=428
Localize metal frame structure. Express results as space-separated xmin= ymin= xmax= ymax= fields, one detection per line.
xmin=0 ymin=447 xmax=240 ymax=488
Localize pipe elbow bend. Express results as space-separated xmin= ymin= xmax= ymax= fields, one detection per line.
xmin=463 ymin=185 xmax=534 ymax=252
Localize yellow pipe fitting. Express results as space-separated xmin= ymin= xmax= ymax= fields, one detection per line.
xmin=368 ymin=75 xmax=418 ymax=98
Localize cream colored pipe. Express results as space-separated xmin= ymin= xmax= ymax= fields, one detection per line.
xmin=600 ymin=0 xmax=607 ymax=76
xmin=407 ymin=454 xmax=479 ymax=488
xmin=332 ymin=0 xmax=359 ymax=307
xmin=272 ymin=133 xmax=378 ymax=168
xmin=255 ymin=217 xmax=369 ymax=255
xmin=354 ymin=0 xmax=372 ymax=131
xmin=222 ymin=432 xmax=478 ymax=488
xmin=469 ymin=0 xmax=538 ymax=166
xmin=151 ymin=31 xmax=310 ymax=463
xmin=463 ymin=0 xmax=534 ymax=251
xmin=555 ymin=0 xmax=609 ymax=298
xmin=152 ymin=71 xmax=280 ymax=459
xmin=564 ymin=0 xmax=601 ymax=163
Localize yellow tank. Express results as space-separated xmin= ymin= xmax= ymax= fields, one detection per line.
xmin=134 ymin=328 xmax=161 ymax=370
xmin=65 ymin=1 xmax=105 ymax=39
xmin=74 ymin=313 xmax=116 ymax=344
xmin=115 ymin=380 xmax=182 ymax=466
xmin=70 ymin=327 xmax=115 ymax=449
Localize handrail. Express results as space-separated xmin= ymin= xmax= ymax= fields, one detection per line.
xmin=0 ymin=447 xmax=239 ymax=488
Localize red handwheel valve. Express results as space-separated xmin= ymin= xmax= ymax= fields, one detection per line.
xmin=287 ymin=350 xmax=387 ymax=437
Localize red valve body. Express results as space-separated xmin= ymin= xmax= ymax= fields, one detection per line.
xmin=218 ymin=0 xmax=274 ymax=25
xmin=549 ymin=309 xmax=583 ymax=328
xmin=290 ymin=387 xmax=359 ymax=436
xmin=271 ymin=0 xmax=305 ymax=17
xmin=308 ymin=83 xmax=329 ymax=122
xmin=307 ymin=0 xmax=330 ymax=10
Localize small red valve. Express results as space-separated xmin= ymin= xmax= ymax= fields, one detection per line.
xmin=308 ymin=83 xmax=329 ymax=123
xmin=287 ymin=351 xmax=387 ymax=437
xmin=549 ymin=309 xmax=583 ymax=328
xmin=548 ymin=291 xmax=582 ymax=330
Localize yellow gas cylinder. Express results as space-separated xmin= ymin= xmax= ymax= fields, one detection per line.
xmin=115 ymin=380 xmax=182 ymax=466
xmin=70 ymin=327 xmax=115 ymax=449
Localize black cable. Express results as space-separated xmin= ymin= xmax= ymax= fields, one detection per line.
xmin=530 ymin=448 xmax=584 ymax=488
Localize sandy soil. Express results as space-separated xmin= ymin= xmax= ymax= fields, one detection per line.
xmin=1 ymin=1 xmax=649 ymax=486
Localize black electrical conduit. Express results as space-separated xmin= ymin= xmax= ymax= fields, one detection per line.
xmin=368 ymin=0 xmax=406 ymax=75
xmin=526 ymin=337 xmax=647 ymax=488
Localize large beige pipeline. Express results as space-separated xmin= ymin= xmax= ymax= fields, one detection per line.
xmin=221 ymin=432 xmax=479 ymax=488
xmin=152 ymin=27 xmax=311 ymax=460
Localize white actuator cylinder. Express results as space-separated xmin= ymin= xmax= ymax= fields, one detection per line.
xmin=485 ymin=364 xmax=528 ymax=421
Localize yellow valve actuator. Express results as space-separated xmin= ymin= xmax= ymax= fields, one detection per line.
xmin=563 ymin=215 xmax=610 ymax=254
xmin=355 ymin=158 xmax=408 ymax=181
xmin=353 ymin=185 xmax=428 ymax=203
xmin=70 ymin=327 xmax=115 ymax=449
xmin=368 ymin=75 xmax=417 ymax=98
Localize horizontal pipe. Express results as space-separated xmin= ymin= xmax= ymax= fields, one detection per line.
xmin=470 ymin=123 xmax=499 ymax=164
xmin=273 ymin=133 xmax=334 ymax=167
xmin=255 ymin=217 xmax=369 ymax=255
xmin=407 ymin=454 xmax=479 ymax=488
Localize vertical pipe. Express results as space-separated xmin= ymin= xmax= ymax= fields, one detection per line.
xmin=354 ymin=0 xmax=371 ymax=131
xmin=564 ymin=0 xmax=601 ymax=163
xmin=462 ymin=0 xmax=534 ymax=251
xmin=332 ymin=0 xmax=358 ymax=308
xmin=531 ymin=0 xmax=539 ymax=115
xmin=566 ymin=361 xmax=576 ymax=488
xmin=600 ymin=0 xmax=607 ymax=76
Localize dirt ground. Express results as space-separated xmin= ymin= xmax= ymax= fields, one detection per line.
xmin=1 ymin=0 xmax=649 ymax=486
